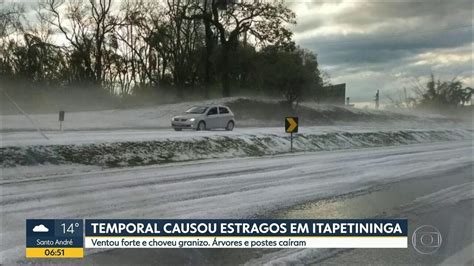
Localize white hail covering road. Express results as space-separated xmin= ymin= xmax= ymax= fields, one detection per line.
xmin=0 ymin=126 xmax=467 ymax=147
xmin=1 ymin=140 xmax=472 ymax=264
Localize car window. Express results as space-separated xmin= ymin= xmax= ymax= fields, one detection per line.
xmin=185 ymin=106 xmax=208 ymax=114
xmin=219 ymin=107 xmax=229 ymax=114
xmin=207 ymin=107 xmax=218 ymax=115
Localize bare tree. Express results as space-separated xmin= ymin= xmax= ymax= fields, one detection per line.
xmin=185 ymin=0 xmax=295 ymax=97
xmin=40 ymin=0 xmax=116 ymax=86
xmin=90 ymin=0 xmax=116 ymax=83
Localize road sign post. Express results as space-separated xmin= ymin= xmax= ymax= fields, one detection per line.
xmin=59 ymin=111 xmax=65 ymax=131
xmin=285 ymin=117 xmax=298 ymax=153
xmin=290 ymin=132 xmax=293 ymax=152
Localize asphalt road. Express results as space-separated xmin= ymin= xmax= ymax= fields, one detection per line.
xmin=80 ymin=163 xmax=474 ymax=265
xmin=1 ymin=140 xmax=472 ymax=265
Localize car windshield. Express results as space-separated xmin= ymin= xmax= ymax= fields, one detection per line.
xmin=185 ymin=106 xmax=208 ymax=114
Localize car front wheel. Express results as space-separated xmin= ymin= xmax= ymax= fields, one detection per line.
xmin=225 ymin=121 xmax=234 ymax=131
xmin=197 ymin=121 xmax=206 ymax=131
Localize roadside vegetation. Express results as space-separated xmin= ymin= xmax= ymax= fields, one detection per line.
xmin=387 ymin=74 xmax=472 ymax=116
xmin=0 ymin=0 xmax=324 ymax=113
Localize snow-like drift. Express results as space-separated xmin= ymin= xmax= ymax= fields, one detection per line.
xmin=1 ymin=129 xmax=471 ymax=167
xmin=1 ymin=97 xmax=455 ymax=132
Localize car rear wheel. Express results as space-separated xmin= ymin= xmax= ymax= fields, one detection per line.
xmin=197 ymin=121 xmax=206 ymax=131
xmin=225 ymin=121 xmax=234 ymax=131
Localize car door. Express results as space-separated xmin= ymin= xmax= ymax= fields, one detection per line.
xmin=218 ymin=106 xmax=230 ymax=128
xmin=205 ymin=106 xmax=219 ymax=128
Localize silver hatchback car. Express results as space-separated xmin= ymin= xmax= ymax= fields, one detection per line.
xmin=171 ymin=105 xmax=236 ymax=131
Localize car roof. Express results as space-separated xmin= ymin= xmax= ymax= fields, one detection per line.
xmin=192 ymin=105 xmax=230 ymax=108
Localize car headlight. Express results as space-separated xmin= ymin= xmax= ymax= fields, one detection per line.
xmin=189 ymin=118 xmax=195 ymax=122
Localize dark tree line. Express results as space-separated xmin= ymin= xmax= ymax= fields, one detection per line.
xmin=1 ymin=0 xmax=324 ymax=106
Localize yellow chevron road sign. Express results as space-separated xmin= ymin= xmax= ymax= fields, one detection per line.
xmin=285 ymin=117 xmax=298 ymax=133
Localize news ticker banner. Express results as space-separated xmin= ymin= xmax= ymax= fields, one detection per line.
xmin=26 ymin=219 xmax=408 ymax=258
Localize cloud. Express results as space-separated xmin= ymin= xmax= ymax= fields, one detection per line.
xmin=32 ymin=224 xmax=49 ymax=233
xmin=289 ymin=0 xmax=473 ymax=103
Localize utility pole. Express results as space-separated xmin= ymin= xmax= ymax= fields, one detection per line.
xmin=1 ymin=89 xmax=49 ymax=140
xmin=375 ymin=90 xmax=380 ymax=109
xmin=403 ymin=88 xmax=408 ymax=107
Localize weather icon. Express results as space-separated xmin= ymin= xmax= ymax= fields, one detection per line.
xmin=32 ymin=224 xmax=49 ymax=233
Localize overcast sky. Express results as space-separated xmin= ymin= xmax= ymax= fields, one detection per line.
xmin=288 ymin=0 xmax=473 ymax=105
